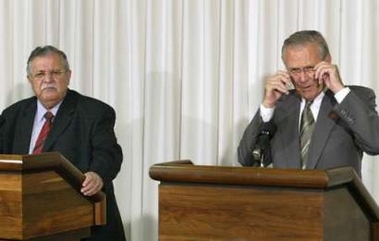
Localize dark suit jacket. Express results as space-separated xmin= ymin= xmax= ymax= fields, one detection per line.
xmin=238 ymin=86 xmax=379 ymax=177
xmin=0 ymin=89 xmax=126 ymax=241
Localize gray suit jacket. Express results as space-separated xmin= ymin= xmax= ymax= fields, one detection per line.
xmin=237 ymin=86 xmax=379 ymax=176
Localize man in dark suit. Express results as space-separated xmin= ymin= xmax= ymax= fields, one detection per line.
xmin=0 ymin=45 xmax=126 ymax=240
xmin=238 ymin=30 xmax=379 ymax=176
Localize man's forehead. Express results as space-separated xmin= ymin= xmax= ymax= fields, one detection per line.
xmin=285 ymin=42 xmax=319 ymax=53
xmin=283 ymin=44 xmax=322 ymax=65
xmin=30 ymin=54 xmax=63 ymax=68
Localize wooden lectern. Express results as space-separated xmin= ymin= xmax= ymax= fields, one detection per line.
xmin=149 ymin=160 xmax=379 ymax=241
xmin=0 ymin=152 xmax=106 ymax=241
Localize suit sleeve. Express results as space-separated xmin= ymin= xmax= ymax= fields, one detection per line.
xmin=237 ymin=110 xmax=264 ymax=166
xmin=89 ymin=106 xmax=123 ymax=183
xmin=334 ymin=87 xmax=379 ymax=155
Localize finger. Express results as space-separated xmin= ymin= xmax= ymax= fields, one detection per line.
xmin=81 ymin=172 xmax=103 ymax=196
xmin=314 ymin=61 xmax=332 ymax=79
xmin=279 ymin=71 xmax=294 ymax=91
xmin=81 ymin=173 xmax=95 ymax=194
xmin=270 ymin=81 xmax=289 ymax=94
xmin=275 ymin=78 xmax=291 ymax=94
xmin=316 ymin=71 xmax=329 ymax=85
xmin=81 ymin=183 xmax=93 ymax=195
xmin=277 ymin=70 xmax=290 ymax=78
xmin=81 ymin=175 xmax=90 ymax=188
xmin=276 ymin=70 xmax=291 ymax=83
xmin=81 ymin=181 xmax=100 ymax=196
xmin=81 ymin=172 xmax=94 ymax=187
xmin=270 ymin=72 xmax=291 ymax=90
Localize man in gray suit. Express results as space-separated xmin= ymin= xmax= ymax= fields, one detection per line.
xmin=237 ymin=30 xmax=379 ymax=176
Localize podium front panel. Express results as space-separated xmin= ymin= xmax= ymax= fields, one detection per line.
xmin=159 ymin=183 xmax=324 ymax=241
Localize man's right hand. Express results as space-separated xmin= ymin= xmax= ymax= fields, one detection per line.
xmin=262 ymin=70 xmax=291 ymax=108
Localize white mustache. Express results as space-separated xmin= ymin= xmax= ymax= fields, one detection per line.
xmin=41 ymin=85 xmax=57 ymax=91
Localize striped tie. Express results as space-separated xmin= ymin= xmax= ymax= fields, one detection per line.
xmin=300 ymin=101 xmax=314 ymax=169
xmin=33 ymin=111 xmax=54 ymax=154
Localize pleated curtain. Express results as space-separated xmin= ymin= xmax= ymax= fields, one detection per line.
xmin=0 ymin=1 xmax=378 ymax=240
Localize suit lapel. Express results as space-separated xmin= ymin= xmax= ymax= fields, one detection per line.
xmin=306 ymin=90 xmax=337 ymax=169
xmin=43 ymin=90 xmax=76 ymax=152
xmin=284 ymin=96 xmax=302 ymax=168
xmin=273 ymin=93 xmax=302 ymax=168
xmin=13 ymin=101 xmax=36 ymax=153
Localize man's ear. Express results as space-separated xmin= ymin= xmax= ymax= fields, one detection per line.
xmin=67 ymin=70 xmax=72 ymax=85
xmin=324 ymin=54 xmax=332 ymax=63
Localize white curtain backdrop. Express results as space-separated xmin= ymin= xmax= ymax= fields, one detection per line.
xmin=0 ymin=0 xmax=378 ymax=240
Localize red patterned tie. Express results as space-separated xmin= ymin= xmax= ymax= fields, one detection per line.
xmin=33 ymin=112 xmax=54 ymax=154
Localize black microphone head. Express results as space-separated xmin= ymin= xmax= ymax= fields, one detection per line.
xmin=251 ymin=122 xmax=277 ymax=164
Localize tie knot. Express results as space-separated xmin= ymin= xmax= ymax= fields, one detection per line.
xmin=305 ymin=101 xmax=313 ymax=108
xmin=44 ymin=112 xmax=54 ymax=122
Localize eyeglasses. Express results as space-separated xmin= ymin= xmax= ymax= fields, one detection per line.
xmin=31 ymin=70 xmax=68 ymax=80
xmin=288 ymin=66 xmax=315 ymax=77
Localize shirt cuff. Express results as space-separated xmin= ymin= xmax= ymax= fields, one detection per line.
xmin=334 ymin=87 xmax=351 ymax=103
xmin=260 ymin=104 xmax=275 ymax=122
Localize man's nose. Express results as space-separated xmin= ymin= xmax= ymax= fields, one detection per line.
xmin=298 ymin=71 xmax=308 ymax=81
xmin=44 ymin=73 xmax=55 ymax=81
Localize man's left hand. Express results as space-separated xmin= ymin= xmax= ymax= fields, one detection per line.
xmin=314 ymin=61 xmax=344 ymax=93
xmin=81 ymin=171 xmax=104 ymax=196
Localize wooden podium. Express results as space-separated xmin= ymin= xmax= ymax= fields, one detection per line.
xmin=149 ymin=160 xmax=379 ymax=241
xmin=0 ymin=152 xmax=106 ymax=241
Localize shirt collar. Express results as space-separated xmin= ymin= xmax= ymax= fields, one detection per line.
xmin=302 ymin=90 xmax=324 ymax=107
xmin=36 ymin=100 xmax=62 ymax=122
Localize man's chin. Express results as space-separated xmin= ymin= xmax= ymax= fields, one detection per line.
xmin=298 ymin=89 xmax=321 ymax=101
xmin=40 ymin=93 xmax=61 ymax=103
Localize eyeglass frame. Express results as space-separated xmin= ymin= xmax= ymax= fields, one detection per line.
xmin=29 ymin=69 xmax=69 ymax=80
xmin=288 ymin=66 xmax=315 ymax=78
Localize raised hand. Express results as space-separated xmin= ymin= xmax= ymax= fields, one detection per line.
xmin=263 ymin=70 xmax=292 ymax=108
xmin=314 ymin=61 xmax=344 ymax=93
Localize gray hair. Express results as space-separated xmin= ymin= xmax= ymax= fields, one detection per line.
xmin=26 ymin=45 xmax=70 ymax=75
xmin=281 ymin=30 xmax=330 ymax=60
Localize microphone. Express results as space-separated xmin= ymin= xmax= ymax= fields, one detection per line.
xmin=252 ymin=122 xmax=277 ymax=166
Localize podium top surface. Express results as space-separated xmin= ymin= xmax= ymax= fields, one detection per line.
xmin=150 ymin=160 xmax=379 ymax=222
xmin=0 ymin=152 xmax=105 ymax=202
xmin=149 ymin=160 xmax=356 ymax=188
xmin=0 ymin=152 xmax=71 ymax=171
